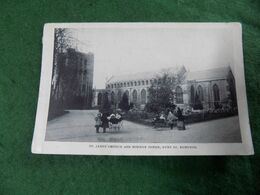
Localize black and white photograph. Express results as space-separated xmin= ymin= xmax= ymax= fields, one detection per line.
xmin=32 ymin=23 xmax=254 ymax=155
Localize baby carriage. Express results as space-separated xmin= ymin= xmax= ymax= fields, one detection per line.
xmin=108 ymin=114 xmax=123 ymax=132
xmin=152 ymin=114 xmax=168 ymax=128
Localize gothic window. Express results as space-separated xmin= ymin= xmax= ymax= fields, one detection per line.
xmin=97 ymin=93 xmax=102 ymax=106
xmin=190 ymin=85 xmax=195 ymax=105
xmin=138 ymin=81 xmax=140 ymax=85
xmin=141 ymin=89 xmax=146 ymax=104
xmin=125 ymin=90 xmax=129 ymax=98
xmin=213 ymin=84 xmax=220 ymax=101
xmin=197 ymin=85 xmax=204 ymax=101
xmin=82 ymin=84 xmax=86 ymax=94
xmin=118 ymin=91 xmax=122 ymax=102
xmin=146 ymin=80 xmax=149 ymax=85
xmin=142 ymin=81 xmax=145 ymax=85
xmin=132 ymin=90 xmax=138 ymax=103
xmin=111 ymin=91 xmax=115 ymax=105
xmin=176 ymin=86 xmax=183 ymax=104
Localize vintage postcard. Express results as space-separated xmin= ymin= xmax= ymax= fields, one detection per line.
xmin=32 ymin=23 xmax=254 ymax=155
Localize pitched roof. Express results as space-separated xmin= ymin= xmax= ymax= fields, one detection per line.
xmin=107 ymin=66 xmax=231 ymax=84
xmin=108 ymin=71 xmax=156 ymax=83
xmin=186 ymin=66 xmax=230 ymax=81
xmin=108 ymin=66 xmax=185 ymax=83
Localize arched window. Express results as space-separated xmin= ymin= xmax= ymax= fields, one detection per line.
xmin=197 ymin=85 xmax=204 ymax=101
xmin=146 ymin=80 xmax=149 ymax=85
xmin=176 ymin=86 xmax=183 ymax=104
xmin=134 ymin=81 xmax=137 ymax=86
xmin=213 ymin=84 xmax=220 ymax=101
xmin=111 ymin=91 xmax=115 ymax=105
xmin=97 ymin=93 xmax=102 ymax=106
xmin=138 ymin=81 xmax=140 ymax=85
xmin=132 ymin=90 xmax=138 ymax=103
xmin=141 ymin=89 xmax=146 ymax=104
xmin=118 ymin=91 xmax=122 ymax=102
xmin=142 ymin=81 xmax=145 ymax=85
xmin=190 ymin=85 xmax=195 ymax=105
xmin=125 ymin=90 xmax=129 ymax=98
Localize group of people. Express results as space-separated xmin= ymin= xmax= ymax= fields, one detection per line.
xmin=94 ymin=111 xmax=123 ymax=133
xmin=153 ymin=107 xmax=185 ymax=130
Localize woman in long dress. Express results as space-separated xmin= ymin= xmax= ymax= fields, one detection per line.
xmin=167 ymin=111 xmax=177 ymax=130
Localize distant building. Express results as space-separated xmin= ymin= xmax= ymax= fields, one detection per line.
xmin=92 ymin=89 xmax=107 ymax=108
xmin=96 ymin=66 xmax=236 ymax=111
xmin=180 ymin=66 xmax=237 ymax=110
xmin=54 ymin=48 xmax=94 ymax=109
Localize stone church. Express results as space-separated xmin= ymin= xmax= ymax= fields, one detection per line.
xmin=93 ymin=65 xmax=237 ymax=111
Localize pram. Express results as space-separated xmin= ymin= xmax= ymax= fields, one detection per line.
xmin=108 ymin=115 xmax=123 ymax=132
xmin=152 ymin=118 xmax=168 ymax=128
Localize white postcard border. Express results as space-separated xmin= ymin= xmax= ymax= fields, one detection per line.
xmin=31 ymin=22 xmax=254 ymax=155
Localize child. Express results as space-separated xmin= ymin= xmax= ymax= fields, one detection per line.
xmin=95 ymin=112 xmax=102 ymax=133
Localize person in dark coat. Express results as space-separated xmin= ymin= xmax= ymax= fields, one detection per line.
xmin=176 ymin=107 xmax=185 ymax=130
xmin=101 ymin=112 xmax=109 ymax=133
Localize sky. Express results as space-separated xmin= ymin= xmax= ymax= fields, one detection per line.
xmin=70 ymin=25 xmax=234 ymax=89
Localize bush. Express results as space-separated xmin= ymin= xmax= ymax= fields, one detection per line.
xmin=184 ymin=109 xmax=238 ymax=124
xmin=123 ymin=110 xmax=155 ymax=126
xmin=123 ymin=107 xmax=238 ymax=127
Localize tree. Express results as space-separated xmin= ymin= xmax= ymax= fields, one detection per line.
xmin=48 ymin=28 xmax=74 ymax=119
xmin=145 ymin=71 xmax=180 ymax=113
xmin=119 ymin=93 xmax=130 ymax=111
xmin=100 ymin=92 xmax=111 ymax=113
xmin=51 ymin=28 xmax=73 ymax=99
xmin=193 ymin=93 xmax=203 ymax=110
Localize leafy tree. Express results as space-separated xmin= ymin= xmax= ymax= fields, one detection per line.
xmin=145 ymin=71 xmax=181 ymax=113
xmin=193 ymin=93 xmax=203 ymax=110
xmin=100 ymin=92 xmax=111 ymax=113
xmin=48 ymin=29 xmax=74 ymax=119
xmin=119 ymin=93 xmax=130 ymax=111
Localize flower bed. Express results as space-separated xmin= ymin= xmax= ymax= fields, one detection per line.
xmin=123 ymin=108 xmax=238 ymax=127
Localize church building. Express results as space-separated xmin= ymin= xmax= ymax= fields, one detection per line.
xmin=93 ymin=65 xmax=236 ymax=111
